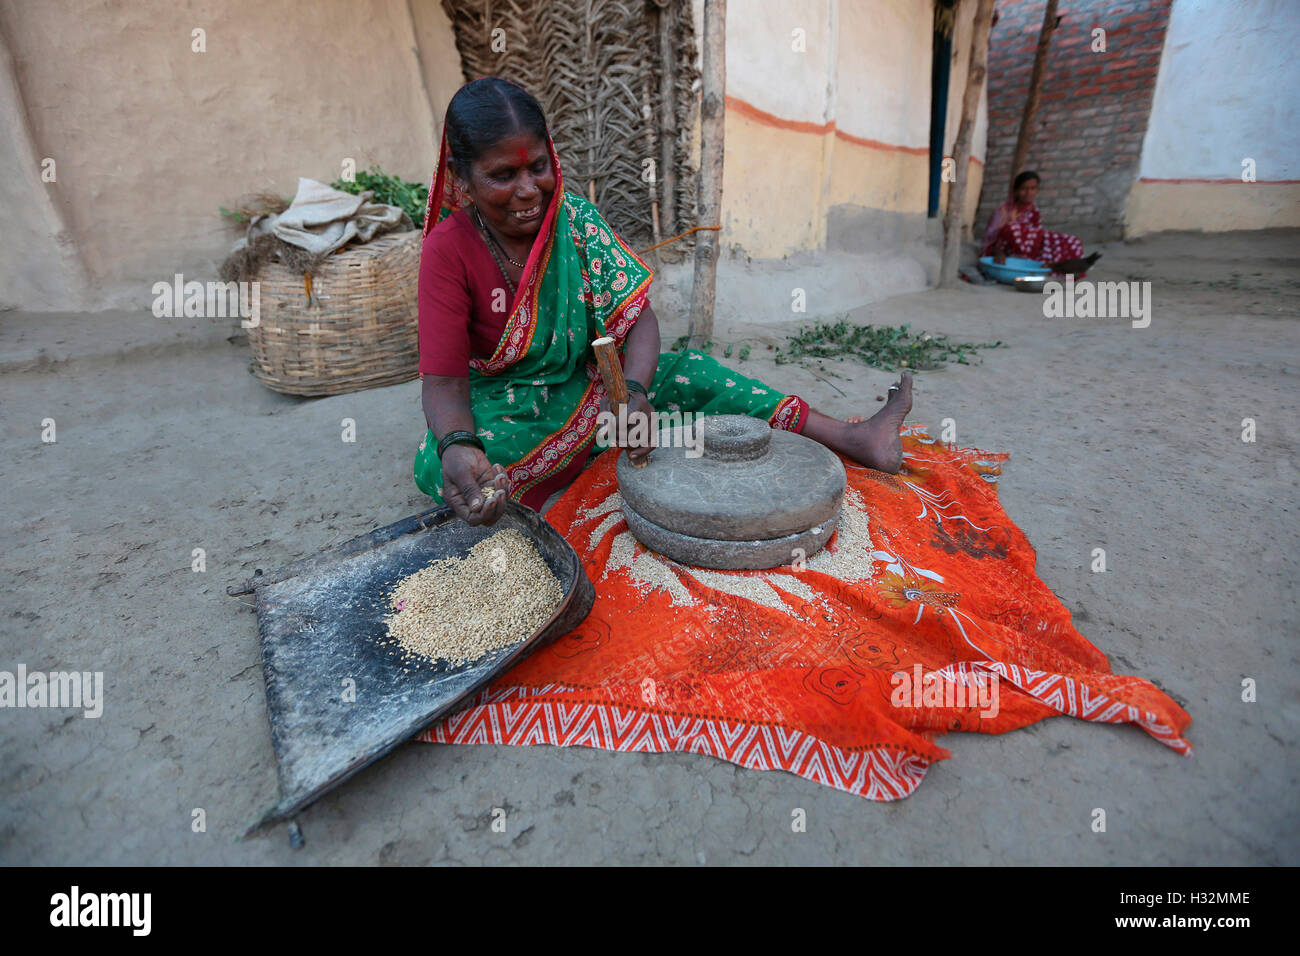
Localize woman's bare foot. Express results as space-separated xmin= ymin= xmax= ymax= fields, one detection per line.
xmin=842 ymin=372 xmax=913 ymax=473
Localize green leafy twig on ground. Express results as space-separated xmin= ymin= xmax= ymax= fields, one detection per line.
xmin=669 ymin=335 xmax=755 ymax=361
xmin=775 ymin=319 xmax=1003 ymax=373
xmin=331 ymin=166 xmax=429 ymax=229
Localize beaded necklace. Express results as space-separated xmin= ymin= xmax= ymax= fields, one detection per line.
xmin=472 ymin=205 xmax=523 ymax=300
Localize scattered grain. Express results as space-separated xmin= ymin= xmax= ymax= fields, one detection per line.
xmin=764 ymin=573 xmax=818 ymax=603
xmin=605 ymin=530 xmax=697 ymax=606
xmin=806 ymin=487 xmax=875 ymax=581
xmin=688 ymin=567 xmax=791 ymax=612
xmin=587 ymin=510 xmax=625 ymax=551
xmin=578 ymin=490 xmax=624 ymax=524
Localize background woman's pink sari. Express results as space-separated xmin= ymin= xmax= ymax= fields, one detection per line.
xmin=981 ymin=199 xmax=1084 ymax=264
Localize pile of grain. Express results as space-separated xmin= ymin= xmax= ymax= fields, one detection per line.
xmin=806 ymin=487 xmax=874 ymax=581
xmin=383 ymin=528 xmax=563 ymax=666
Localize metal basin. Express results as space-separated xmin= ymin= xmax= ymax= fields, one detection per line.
xmin=1013 ymin=275 xmax=1049 ymax=293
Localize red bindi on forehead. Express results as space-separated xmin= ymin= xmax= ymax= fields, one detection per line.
xmin=517 ymin=147 xmax=529 ymax=165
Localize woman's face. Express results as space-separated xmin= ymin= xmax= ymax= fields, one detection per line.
xmin=1015 ymin=178 xmax=1039 ymax=205
xmin=459 ymin=132 xmax=555 ymax=241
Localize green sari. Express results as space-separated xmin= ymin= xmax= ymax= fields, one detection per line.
xmin=415 ymin=128 xmax=806 ymax=509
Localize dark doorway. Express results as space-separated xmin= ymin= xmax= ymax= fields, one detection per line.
xmin=928 ymin=0 xmax=957 ymax=218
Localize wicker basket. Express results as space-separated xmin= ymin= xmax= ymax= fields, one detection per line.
xmin=247 ymin=230 xmax=420 ymax=397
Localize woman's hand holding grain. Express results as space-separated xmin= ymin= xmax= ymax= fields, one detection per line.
xmin=442 ymin=444 xmax=509 ymax=526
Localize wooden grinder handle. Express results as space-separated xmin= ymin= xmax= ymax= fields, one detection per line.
xmin=592 ymin=336 xmax=628 ymax=407
xmin=591 ymin=336 xmax=648 ymax=467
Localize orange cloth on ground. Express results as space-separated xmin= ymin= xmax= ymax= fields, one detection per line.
xmin=420 ymin=428 xmax=1191 ymax=799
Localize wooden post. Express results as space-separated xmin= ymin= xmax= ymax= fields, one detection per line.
xmin=585 ymin=0 xmax=597 ymax=205
xmin=939 ymin=0 xmax=995 ymax=288
xmin=688 ymin=0 xmax=725 ymax=348
xmin=641 ymin=74 xmax=663 ymax=264
xmin=657 ymin=0 xmax=677 ymax=243
xmin=1009 ymin=0 xmax=1060 ymax=189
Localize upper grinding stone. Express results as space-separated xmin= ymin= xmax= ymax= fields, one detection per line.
xmin=616 ymin=414 xmax=847 ymax=542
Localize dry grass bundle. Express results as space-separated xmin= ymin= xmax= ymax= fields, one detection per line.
xmin=219 ymin=192 xmax=290 ymax=225
xmin=219 ymin=231 xmax=329 ymax=285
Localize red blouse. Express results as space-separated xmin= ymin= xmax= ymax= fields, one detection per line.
xmin=417 ymin=208 xmax=518 ymax=377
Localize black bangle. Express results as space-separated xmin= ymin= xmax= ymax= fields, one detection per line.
xmin=436 ymin=430 xmax=485 ymax=459
xmin=626 ymin=378 xmax=647 ymax=397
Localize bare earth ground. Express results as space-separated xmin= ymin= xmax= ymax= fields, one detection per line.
xmin=1 ymin=230 xmax=1297 ymax=865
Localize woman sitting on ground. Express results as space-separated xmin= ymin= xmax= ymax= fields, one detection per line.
xmin=981 ymin=170 xmax=1096 ymax=275
xmin=416 ymin=78 xmax=915 ymax=526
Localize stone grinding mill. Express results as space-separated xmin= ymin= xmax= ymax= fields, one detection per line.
xmin=592 ymin=338 xmax=846 ymax=571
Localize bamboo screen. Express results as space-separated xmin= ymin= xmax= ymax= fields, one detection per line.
xmin=441 ymin=0 xmax=700 ymax=256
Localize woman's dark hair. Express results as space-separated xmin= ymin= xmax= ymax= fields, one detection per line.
xmin=444 ymin=78 xmax=550 ymax=179
xmin=1013 ymin=170 xmax=1040 ymax=191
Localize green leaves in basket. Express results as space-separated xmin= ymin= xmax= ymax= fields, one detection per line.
xmin=331 ymin=167 xmax=429 ymax=230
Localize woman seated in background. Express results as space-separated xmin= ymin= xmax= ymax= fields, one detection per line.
xmin=416 ymin=77 xmax=915 ymax=526
xmin=981 ymin=170 xmax=1097 ymax=275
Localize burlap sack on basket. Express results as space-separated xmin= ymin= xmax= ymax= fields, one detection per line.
xmin=221 ymin=177 xmax=413 ymax=283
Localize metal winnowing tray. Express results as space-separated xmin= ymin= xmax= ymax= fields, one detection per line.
xmin=227 ymin=502 xmax=595 ymax=842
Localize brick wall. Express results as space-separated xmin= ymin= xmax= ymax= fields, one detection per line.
xmin=977 ymin=0 xmax=1172 ymax=243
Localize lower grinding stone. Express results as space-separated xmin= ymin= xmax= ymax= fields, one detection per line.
xmin=622 ymin=499 xmax=841 ymax=571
